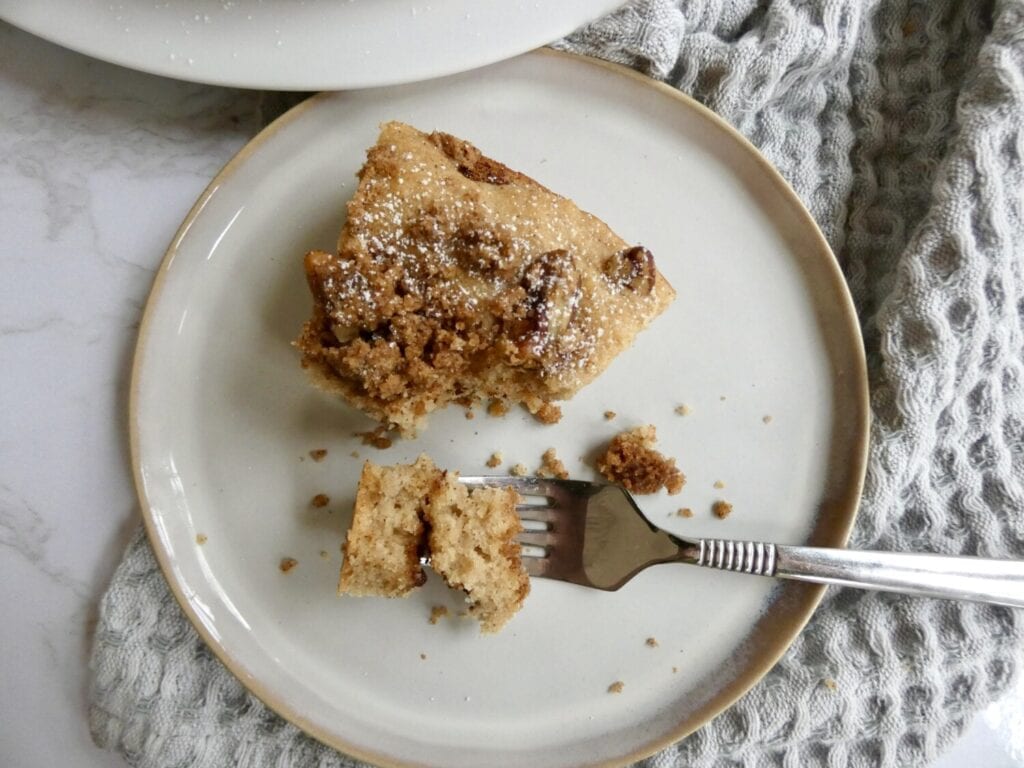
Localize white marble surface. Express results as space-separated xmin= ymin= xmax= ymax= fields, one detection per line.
xmin=0 ymin=20 xmax=1020 ymax=768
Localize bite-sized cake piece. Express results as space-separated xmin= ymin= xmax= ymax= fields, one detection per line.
xmin=424 ymin=472 xmax=529 ymax=634
xmin=337 ymin=454 xmax=529 ymax=632
xmin=297 ymin=121 xmax=675 ymax=436
xmin=337 ymin=455 xmax=436 ymax=597
xmin=597 ymin=425 xmax=685 ymax=495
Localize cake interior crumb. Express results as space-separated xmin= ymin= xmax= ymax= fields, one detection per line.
xmin=712 ymin=500 xmax=733 ymax=519
xmin=309 ymin=449 xmax=328 ymax=462
xmin=486 ymin=451 xmax=503 ymax=468
xmin=763 ymin=414 xmax=773 ymax=424
xmin=195 ymin=533 xmax=207 ymax=545
xmin=429 ymin=605 xmax=450 ymax=625
xmin=713 ymin=480 xmax=725 ymax=489
xmin=604 ymin=410 xmax=617 ymax=420
xmin=488 ymin=399 xmax=509 ymax=417
xmin=311 ymin=493 xmax=330 ymax=508
xmin=672 ymin=666 xmax=679 ymax=674
xmin=823 ymin=678 xmax=838 ymax=691
xmin=645 ymin=637 xmax=658 ymax=647
xmin=674 ymin=404 xmax=692 ymax=416
xmin=608 ymin=681 xmax=625 ymax=694
xmin=465 ymin=410 xmax=475 ymax=420
xmin=280 ymin=557 xmax=298 ymax=573
xmin=677 ymin=507 xmax=693 ymax=518
xmin=510 ymin=463 xmax=529 ymax=477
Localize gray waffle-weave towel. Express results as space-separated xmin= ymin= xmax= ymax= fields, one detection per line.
xmin=90 ymin=1 xmax=1024 ymax=766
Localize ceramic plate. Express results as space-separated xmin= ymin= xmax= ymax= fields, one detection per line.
xmin=0 ymin=0 xmax=620 ymax=90
xmin=131 ymin=51 xmax=868 ymax=768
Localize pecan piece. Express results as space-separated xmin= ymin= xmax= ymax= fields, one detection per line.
xmin=517 ymin=249 xmax=581 ymax=354
xmin=603 ymin=245 xmax=656 ymax=294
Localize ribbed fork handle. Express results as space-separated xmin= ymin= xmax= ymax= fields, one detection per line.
xmin=680 ymin=538 xmax=1024 ymax=609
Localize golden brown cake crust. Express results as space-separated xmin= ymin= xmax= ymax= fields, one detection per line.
xmin=597 ymin=425 xmax=685 ymax=495
xmin=297 ymin=122 xmax=674 ymax=436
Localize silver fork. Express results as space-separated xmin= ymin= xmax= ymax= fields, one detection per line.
xmin=460 ymin=476 xmax=1024 ymax=608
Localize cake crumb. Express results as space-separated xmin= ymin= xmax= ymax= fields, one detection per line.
xmin=420 ymin=653 xmax=427 ymax=660
xmin=311 ymin=493 xmax=330 ymax=508
xmin=355 ymin=426 xmax=393 ymax=450
xmin=279 ymin=557 xmax=298 ymax=573
xmin=510 ymin=463 xmax=529 ymax=477
xmin=608 ymin=681 xmax=625 ymax=694
xmin=195 ymin=533 xmax=207 ymax=545
xmin=677 ymin=507 xmax=693 ymax=518
xmin=309 ymin=449 xmax=328 ymax=462
xmin=823 ymin=678 xmax=838 ymax=691
xmin=719 ymin=396 xmax=726 ymax=401
xmin=350 ymin=450 xmax=360 ymax=458
xmin=486 ymin=452 xmax=503 ymax=468
xmin=597 ymin=425 xmax=685 ymax=495
xmin=603 ymin=410 xmax=617 ymax=420
xmin=713 ymin=480 xmax=725 ymax=490
xmin=762 ymin=414 xmax=773 ymax=424
xmin=319 ymin=550 xmax=330 ymax=559
xmin=537 ymin=448 xmax=569 ymax=479
xmin=645 ymin=637 xmax=659 ymax=648
xmin=674 ymin=404 xmax=691 ymax=416
xmin=672 ymin=666 xmax=679 ymax=674
xmin=712 ymin=500 xmax=733 ymax=519
xmin=534 ymin=403 xmax=562 ymax=424
xmin=464 ymin=410 xmax=475 ymax=420
xmin=429 ymin=605 xmax=449 ymax=625
xmin=487 ymin=399 xmax=509 ymax=417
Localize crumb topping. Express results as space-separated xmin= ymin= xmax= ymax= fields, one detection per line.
xmin=597 ymin=425 xmax=685 ymax=495
xmin=355 ymin=426 xmax=394 ymax=449
xmin=712 ymin=500 xmax=733 ymax=519
xmin=296 ymin=122 xmax=674 ymax=437
xmin=429 ymin=605 xmax=449 ymax=625
xmin=537 ymin=448 xmax=569 ymax=479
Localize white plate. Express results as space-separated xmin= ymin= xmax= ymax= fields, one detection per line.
xmin=0 ymin=0 xmax=620 ymax=90
xmin=131 ymin=51 xmax=868 ymax=768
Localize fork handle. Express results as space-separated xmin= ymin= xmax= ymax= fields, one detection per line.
xmin=677 ymin=538 xmax=1024 ymax=609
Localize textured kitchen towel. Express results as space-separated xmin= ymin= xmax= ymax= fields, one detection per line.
xmin=90 ymin=1 xmax=1024 ymax=766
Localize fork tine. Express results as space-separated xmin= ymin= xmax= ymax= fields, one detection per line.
xmin=516 ymin=507 xmax=559 ymax=524
xmin=523 ymin=558 xmax=549 ymax=577
xmin=517 ymin=531 xmax=553 ymax=547
xmin=459 ymin=475 xmax=573 ymax=498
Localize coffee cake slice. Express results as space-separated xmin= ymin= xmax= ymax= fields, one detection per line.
xmin=297 ymin=121 xmax=675 ymax=436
